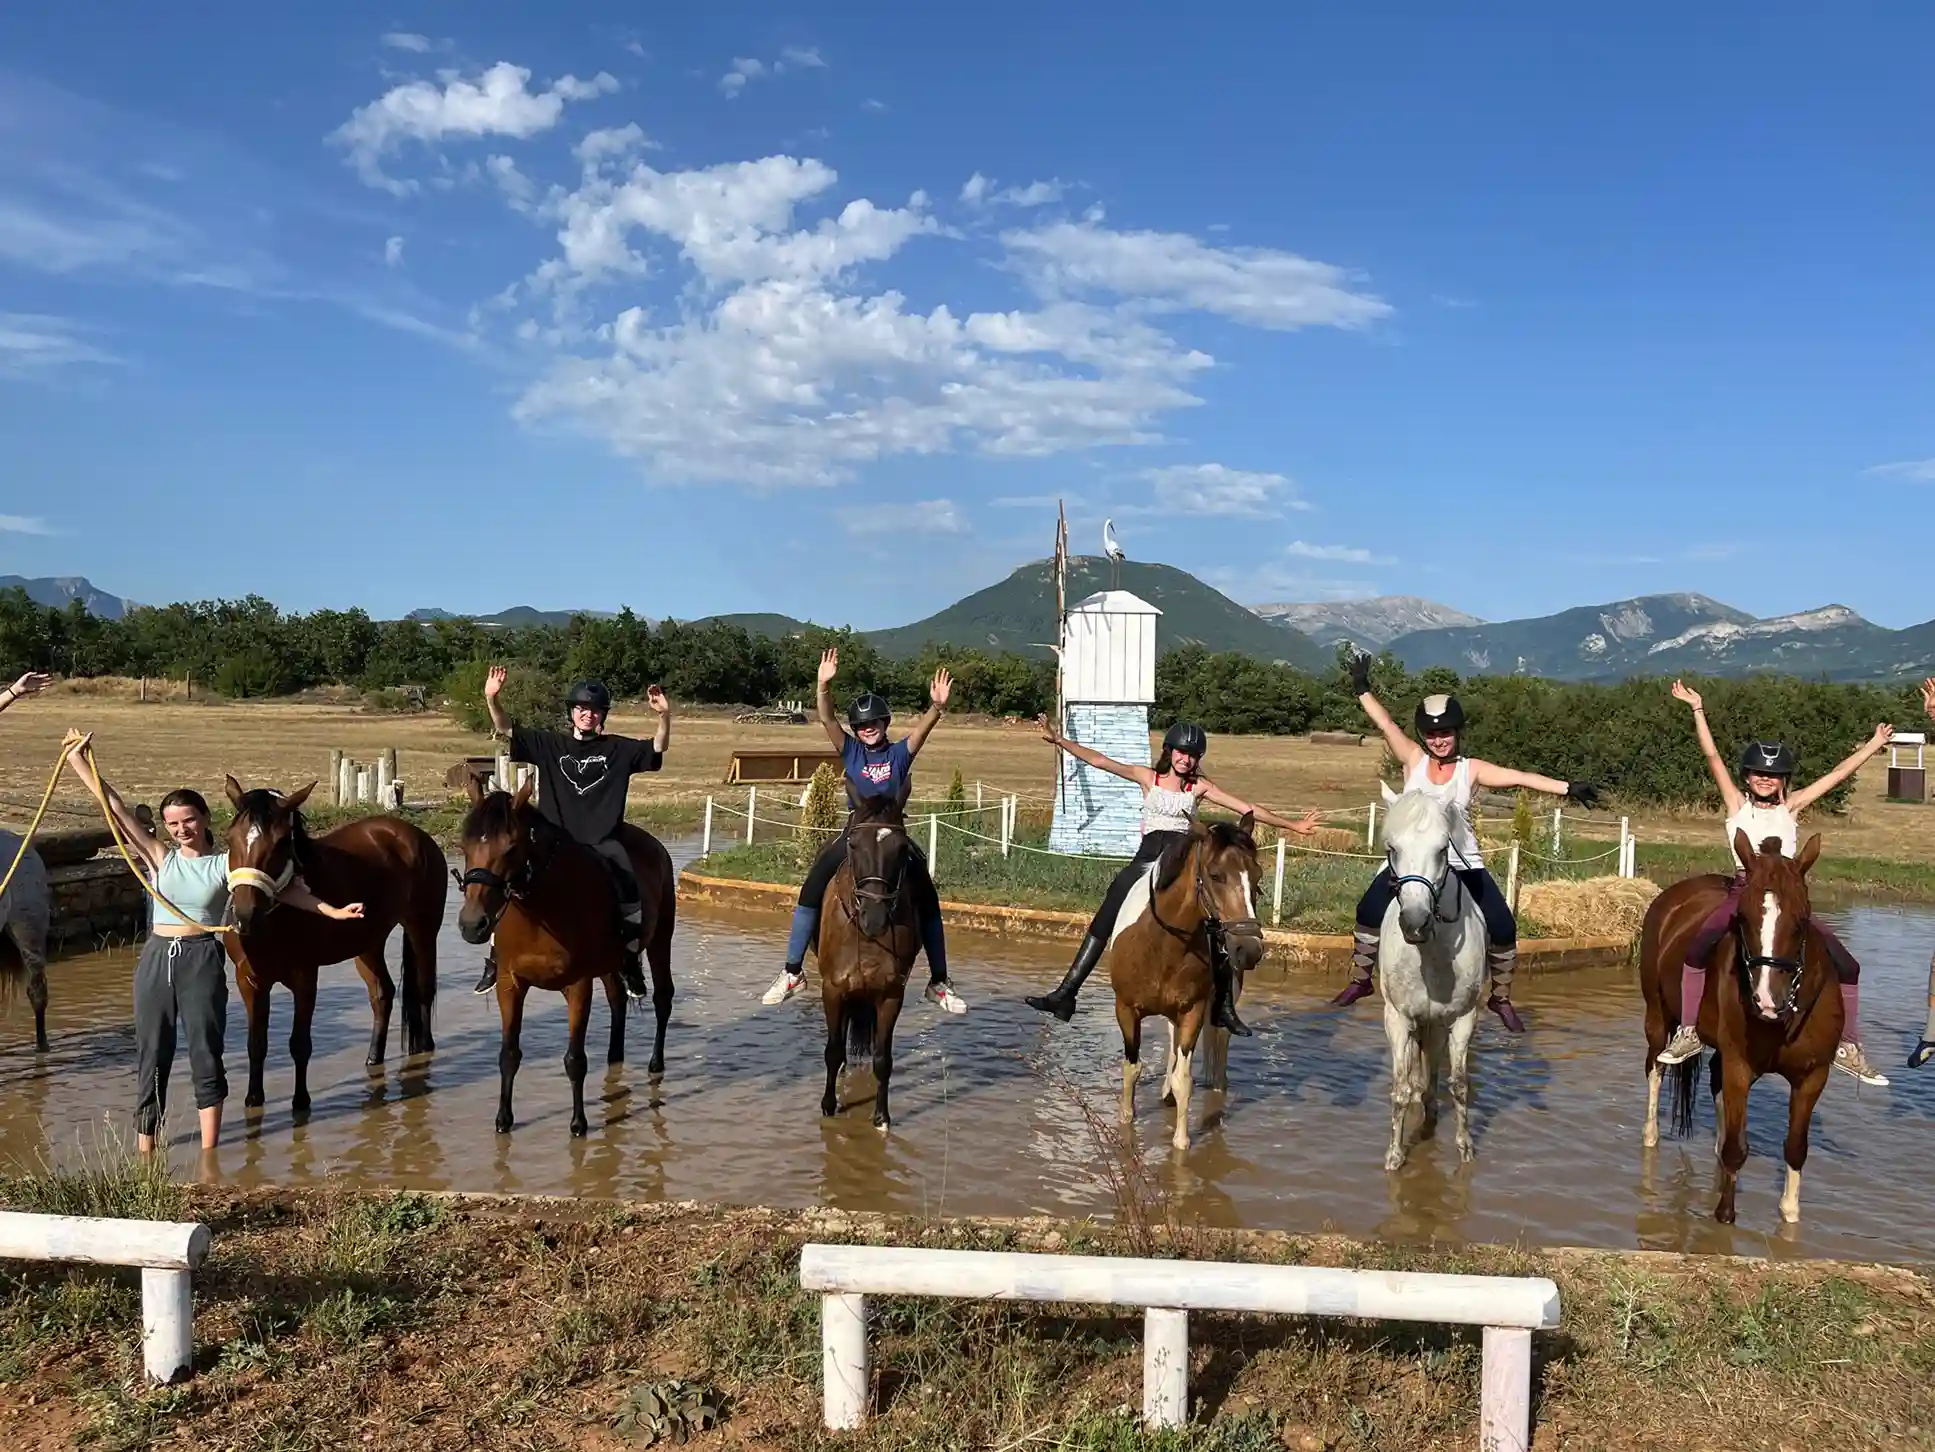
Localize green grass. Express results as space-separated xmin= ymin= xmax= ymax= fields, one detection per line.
xmin=0 ymin=1123 xmax=186 ymax=1221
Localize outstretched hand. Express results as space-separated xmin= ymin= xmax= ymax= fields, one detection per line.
xmin=321 ymin=902 xmax=366 ymax=921
xmin=1286 ymin=809 xmax=1321 ymax=838
xmin=1565 ymin=781 xmax=1602 ymax=809
xmin=1871 ymin=723 xmax=1895 ymax=752
xmin=928 ymin=667 xmax=952 ymax=709
xmin=483 ymin=665 xmax=507 ymax=700
xmin=1036 ymin=713 xmax=1062 ymax=746
xmin=11 ymin=672 xmax=51 ymax=697
xmin=1670 ymin=679 xmax=1703 ymax=711
xmin=1922 ymin=677 xmax=1935 ymax=723
xmin=61 ymin=728 xmax=93 ymax=761
xmin=645 ymin=685 xmax=670 ymax=716
xmin=1347 ymin=652 xmax=1373 ymax=695
xmin=817 ymin=649 xmax=839 ymax=687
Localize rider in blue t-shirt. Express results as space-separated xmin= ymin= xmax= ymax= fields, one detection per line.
xmin=760 ymin=648 xmax=967 ymax=1015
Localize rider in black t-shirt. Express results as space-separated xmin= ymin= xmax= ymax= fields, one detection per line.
xmin=470 ymin=668 xmax=672 ymax=1000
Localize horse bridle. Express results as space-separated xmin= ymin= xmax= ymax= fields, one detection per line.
xmin=1148 ymin=837 xmax=1264 ymax=961
xmin=454 ymin=818 xmax=554 ymax=933
xmin=1388 ymin=846 xmax=1465 ymax=928
xmin=843 ymin=820 xmax=911 ymax=944
xmin=1734 ymin=918 xmax=1809 ymax=1024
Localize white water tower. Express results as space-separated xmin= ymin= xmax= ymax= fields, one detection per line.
xmin=1049 ymin=589 xmax=1161 ymax=855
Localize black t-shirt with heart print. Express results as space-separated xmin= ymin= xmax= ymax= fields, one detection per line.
xmin=509 ymin=726 xmax=662 ymax=844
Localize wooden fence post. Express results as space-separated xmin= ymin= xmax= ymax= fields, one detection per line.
xmin=928 ymin=813 xmax=939 ymax=876
xmin=329 ymin=750 xmax=344 ymax=807
xmin=1367 ymin=802 xmax=1377 ymax=850
xmin=746 ymin=786 xmax=757 ymax=846
xmin=1272 ymin=837 xmax=1286 ymax=927
xmin=1506 ymin=841 xmax=1521 ymax=911
xmin=702 ymin=797 xmax=714 ymax=857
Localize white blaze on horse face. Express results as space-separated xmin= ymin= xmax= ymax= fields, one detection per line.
xmin=244 ymin=824 xmax=261 ymax=851
xmin=1239 ymin=871 xmax=1252 ymax=914
xmin=1753 ymin=889 xmax=1781 ymax=1017
xmin=875 ymin=827 xmax=891 ymax=842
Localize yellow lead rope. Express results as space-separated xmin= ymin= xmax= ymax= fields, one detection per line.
xmin=0 ymin=744 xmax=66 ymax=901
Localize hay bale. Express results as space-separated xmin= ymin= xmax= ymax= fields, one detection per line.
xmin=1518 ymin=875 xmax=1660 ymax=940
xmin=1308 ymin=730 xmax=1367 ymax=747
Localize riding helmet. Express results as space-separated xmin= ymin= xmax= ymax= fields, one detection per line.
xmin=1414 ymin=693 xmax=1466 ymax=735
xmin=565 ymin=679 xmax=612 ymax=714
xmin=1163 ymin=721 xmax=1209 ymax=759
xmin=847 ymin=692 xmax=892 ymax=729
xmin=1737 ymin=740 xmax=1796 ymax=778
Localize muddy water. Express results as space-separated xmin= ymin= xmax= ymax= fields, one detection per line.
xmin=4 ymin=852 xmax=1933 ymax=1262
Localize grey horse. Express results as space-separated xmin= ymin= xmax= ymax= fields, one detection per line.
xmin=0 ymin=829 xmax=53 ymax=1051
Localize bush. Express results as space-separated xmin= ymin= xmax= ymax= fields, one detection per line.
xmin=213 ymin=646 xmax=290 ymax=699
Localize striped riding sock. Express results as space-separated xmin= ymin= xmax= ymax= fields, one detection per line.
xmin=1680 ymin=963 xmax=1707 ymax=1028
xmin=1349 ymin=928 xmax=1378 ymax=984
xmin=1486 ymin=944 xmax=1517 ymax=997
xmin=1840 ymin=981 xmax=1861 ymax=1043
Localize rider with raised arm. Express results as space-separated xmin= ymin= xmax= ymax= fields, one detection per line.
xmin=1656 ymin=680 xmax=1890 ymax=1085
xmin=760 ymin=648 xmax=967 ymax=1014
xmin=471 ymin=668 xmax=672 ymax=1002
xmin=1332 ymin=653 xmax=1599 ymax=1031
xmin=1024 ymin=715 xmax=1320 ymax=1036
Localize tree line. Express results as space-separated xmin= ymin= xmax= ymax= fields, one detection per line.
xmin=2 ymin=587 xmax=1919 ymax=809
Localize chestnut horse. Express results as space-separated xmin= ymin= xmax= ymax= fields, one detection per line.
xmin=1109 ymin=816 xmax=1264 ymax=1151
xmin=816 ymin=790 xmax=921 ymax=1130
xmin=223 ymin=778 xmax=446 ymax=1116
xmin=455 ymin=778 xmax=676 ymax=1137
xmin=1639 ymin=829 xmax=1842 ymax=1224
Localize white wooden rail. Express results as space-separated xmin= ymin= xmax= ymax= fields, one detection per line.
xmin=800 ymin=1243 xmax=1560 ymax=1449
xmin=0 ymin=1211 xmax=212 ymax=1383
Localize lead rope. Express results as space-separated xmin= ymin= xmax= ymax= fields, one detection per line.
xmin=0 ymin=743 xmax=68 ymax=900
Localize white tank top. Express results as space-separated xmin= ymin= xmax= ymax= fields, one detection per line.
xmin=1403 ymin=755 xmax=1483 ymax=867
xmin=1141 ymin=781 xmax=1201 ymax=836
xmin=1725 ymin=800 xmax=1797 ymax=870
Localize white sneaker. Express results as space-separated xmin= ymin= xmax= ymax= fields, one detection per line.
xmin=762 ymin=969 xmax=806 ymax=1005
xmin=1655 ymin=1025 xmax=1704 ymax=1066
xmin=1834 ymin=1041 xmax=1890 ymax=1087
xmin=924 ymin=982 xmax=968 ymax=1015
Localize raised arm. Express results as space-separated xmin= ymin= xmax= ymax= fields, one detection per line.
xmin=1348 ymin=654 xmax=1423 ymax=770
xmin=1669 ymin=680 xmax=1743 ymax=814
xmin=1788 ymin=724 xmax=1892 ymax=815
xmin=61 ymin=731 xmax=165 ymax=872
xmin=645 ymin=685 xmax=672 ymax=754
xmin=1037 ymin=714 xmax=1156 ymax=787
xmin=1197 ymin=779 xmax=1320 ymax=836
xmin=483 ymin=665 xmax=511 ymax=736
xmin=902 ymin=668 xmax=951 ymax=760
xmin=813 ymin=649 xmax=850 ymax=754
xmin=0 ymin=672 xmax=50 ymax=717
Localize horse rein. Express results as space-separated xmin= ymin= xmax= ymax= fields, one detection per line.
xmin=1388 ymin=849 xmax=1465 ymax=927
xmin=1148 ymin=838 xmax=1263 ymax=959
xmin=1733 ymin=919 xmax=1813 ymax=1030
xmin=454 ymin=816 xmax=554 ymax=933
xmin=841 ymin=822 xmax=912 ymax=947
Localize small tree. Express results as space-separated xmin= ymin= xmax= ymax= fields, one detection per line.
xmin=1511 ymin=790 xmax=1535 ymax=846
xmin=947 ymin=767 xmax=966 ymax=809
xmin=799 ymin=763 xmax=844 ymax=865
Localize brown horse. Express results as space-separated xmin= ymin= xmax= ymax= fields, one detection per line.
xmin=454 ymin=778 xmax=677 ymax=1137
xmin=223 ymin=777 xmax=446 ymax=1116
xmin=816 ymin=790 xmax=921 ymax=1129
xmin=1639 ymin=829 xmax=1842 ymax=1224
xmin=1109 ymin=816 xmax=1265 ymax=1151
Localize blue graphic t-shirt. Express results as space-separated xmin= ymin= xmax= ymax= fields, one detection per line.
xmin=842 ymin=735 xmax=913 ymax=802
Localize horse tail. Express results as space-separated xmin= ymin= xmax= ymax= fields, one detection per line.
xmin=0 ymin=934 xmax=23 ymax=1004
xmin=845 ymin=1000 xmax=877 ymax=1063
xmin=1667 ymin=1055 xmax=1700 ymax=1139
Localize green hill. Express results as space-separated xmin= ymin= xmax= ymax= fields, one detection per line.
xmin=865 ymin=556 xmax=1328 ymax=668
xmin=686 ymin=611 xmax=814 ymax=637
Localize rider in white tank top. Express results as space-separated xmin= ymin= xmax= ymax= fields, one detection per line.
xmin=1724 ymin=800 xmax=1797 ymax=870
xmin=1402 ymin=755 xmax=1483 ymax=868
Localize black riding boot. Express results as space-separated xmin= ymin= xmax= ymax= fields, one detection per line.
xmin=472 ymin=948 xmax=498 ymax=996
xmin=619 ymin=908 xmax=649 ymax=1001
xmin=1210 ymin=950 xmax=1253 ymax=1038
xmin=1027 ymin=933 xmax=1106 ymax=1022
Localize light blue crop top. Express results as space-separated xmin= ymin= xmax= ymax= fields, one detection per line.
xmin=152 ymin=850 xmax=231 ymax=929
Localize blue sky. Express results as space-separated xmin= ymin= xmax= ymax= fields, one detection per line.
xmin=2 ymin=3 xmax=1931 ymax=628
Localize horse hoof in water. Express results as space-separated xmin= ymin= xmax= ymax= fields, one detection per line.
xmin=291 ymin=1093 xmax=312 ymax=1119
xmin=1457 ymin=1136 xmax=1475 ymax=1163
xmin=244 ymin=1091 xmax=265 ymax=1111
xmin=495 ymin=1112 xmax=513 ymax=1134
xmin=873 ymin=1114 xmax=890 ymax=1133
xmin=570 ymin=1117 xmax=588 ymax=1138
xmin=821 ymin=1094 xmax=839 ymax=1118
xmin=1384 ymin=1146 xmax=1407 ymax=1173
xmin=647 ymin=1052 xmax=664 ymax=1076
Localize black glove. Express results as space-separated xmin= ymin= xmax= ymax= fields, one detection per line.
xmin=1346 ymin=652 xmax=1373 ymax=695
xmin=1565 ymin=781 xmax=1601 ymax=809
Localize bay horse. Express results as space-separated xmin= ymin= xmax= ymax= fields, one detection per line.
xmin=224 ymin=778 xmax=446 ymax=1115
xmin=817 ymin=789 xmax=922 ymax=1130
xmin=1639 ymin=829 xmax=1841 ymax=1224
xmin=1376 ymin=788 xmax=1488 ymax=1171
xmin=455 ymin=777 xmax=676 ymax=1137
xmin=1109 ymin=815 xmax=1264 ymax=1151
xmin=0 ymin=828 xmax=51 ymax=1051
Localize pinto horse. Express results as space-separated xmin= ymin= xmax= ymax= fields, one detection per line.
xmin=1639 ymin=830 xmax=1842 ymax=1224
xmin=455 ymin=778 xmax=676 ymax=1137
xmin=1108 ymin=816 xmax=1264 ymax=1151
xmin=816 ymin=790 xmax=921 ymax=1130
xmin=223 ymin=777 xmax=446 ymax=1116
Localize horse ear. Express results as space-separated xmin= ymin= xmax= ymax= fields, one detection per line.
xmin=284 ymin=780 xmax=316 ymax=811
xmin=464 ymin=772 xmax=487 ymax=807
xmin=1731 ymin=827 xmax=1755 ymax=869
xmin=1795 ymin=833 xmax=1822 ymax=876
xmin=224 ymin=774 xmax=245 ymax=809
xmin=513 ymin=776 xmax=534 ymax=811
xmin=1380 ymin=781 xmax=1399 ymax=805
xmin=1239 ymin=810 xmax=1255 ymax=837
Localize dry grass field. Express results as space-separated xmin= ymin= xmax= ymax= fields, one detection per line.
xmin=3 ymin=681 xmax=1932 ymax=867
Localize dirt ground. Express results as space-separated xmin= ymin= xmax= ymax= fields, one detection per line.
xmin=2 ymin=685 xmax=1931 ymax=862
xmin=0 ymin=1182 xmax=1930 ymax=1452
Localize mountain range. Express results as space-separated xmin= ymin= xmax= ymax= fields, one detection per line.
xmin=12 ymin=572 xmax=1935 ymax=682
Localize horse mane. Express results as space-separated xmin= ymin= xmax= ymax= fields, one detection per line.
xmin=1381 ymin=788 xmax=1452 ymax=846
xmin=850 ymin=791 xmax=908 ymax=827
xmin=461 ymin=789 xmax=545 ymax=846
xmin=237 ymin=788 xmax=313 ymax=866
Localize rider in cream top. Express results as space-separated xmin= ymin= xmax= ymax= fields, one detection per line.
xmin=1337 ymin=661 xmax=1600 ymax=1034
xmin=1140 ymin=780 xmax=1203 ymax=836
xmin=1658 ymin=681 xmax=1894 ymax=1085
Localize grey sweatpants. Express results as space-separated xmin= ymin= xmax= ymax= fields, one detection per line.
xmin=133 ymin=934 xmax=229 ymax=1136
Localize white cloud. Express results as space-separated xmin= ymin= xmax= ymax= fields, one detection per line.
xmin=1004 ymin=220 xmax=1390 ymax=330
xmin=960 ymin=172 xmax=990 ymax=205
xmin=0 ymin=313 xmax=119 ymax=376
xmin=381 ymin=32 xmax=434 ymax=53
xmin=1140 ymin=464 xmax=1305 ymax=517
xmin=841 ymin=499 xmax=965 ymax=536
xmin=961 ymin=174 xmax=1063 ymax=209
xmin=0 ymin=512 xmax=57 ymax=534
xmin=383 ymin=235 xmax=405 ymax=267
xmin=861 ymin=98 xmax=888 ymax=112
xmin=330 ymin=63 xmax=618 ymax=193
xmin=575 ymin=124 xmax=653 ymax=163
xmin=1867 ymin=458 xmax=1935 ymax=482
xmin=1281 ymin=540 xmax=1386 ymax=564
xmin=780 ymin=46 xmax=828 ymax=69
xmin=485 ymin=153 xmax=538 ymax=209
xmin=718 ymin=57 xmax=767 ymax=97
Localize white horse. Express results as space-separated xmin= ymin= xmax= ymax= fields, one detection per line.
xmin=1377 ymin=786 xmax=1486 ymax=1171
xmin=0 ymin=829 xmax=52 ymax=1051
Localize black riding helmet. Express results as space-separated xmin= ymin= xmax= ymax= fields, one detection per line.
xmin=847 ymin=692 xmax=891 ymax=730
xmin=565 ymin=679 xmax=612 ymax=715
xmin=1162 ymin=721 xmax=1208 ymax=759
xmin=1738 ymin=741 xmax=1796 ymax=778
xmin=1415 ymin=693 xmax=1465 ymax=735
